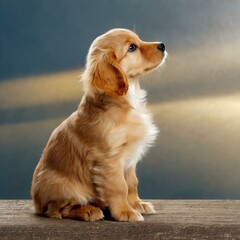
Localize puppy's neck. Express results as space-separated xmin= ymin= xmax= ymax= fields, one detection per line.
xmin=82 ymin=79 xmax=147 ymax=111
xmin=81 ymin=90 xmax=130 ymax=111
xmin=125 ymin=80 xmax=147 ymax=109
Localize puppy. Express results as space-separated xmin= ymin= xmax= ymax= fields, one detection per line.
xmin=31 ymin=28 xmax=167 ymax=222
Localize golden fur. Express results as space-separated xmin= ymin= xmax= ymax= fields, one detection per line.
xmin=31 ymin=28 xmax=167 ymax=221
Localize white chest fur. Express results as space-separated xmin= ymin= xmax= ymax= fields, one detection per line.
xmin=121 ymin=81 xmax=158 ymax=169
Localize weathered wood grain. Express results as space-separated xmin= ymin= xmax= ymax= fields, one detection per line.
xmin=0 ymin=200 xmax=240 ymax=239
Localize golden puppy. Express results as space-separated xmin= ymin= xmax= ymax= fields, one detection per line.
xmin=31 ymin=28 xmax=167 ymax=222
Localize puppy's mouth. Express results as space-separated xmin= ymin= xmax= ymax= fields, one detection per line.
xmin=155 ymin=51 xmax=168 ymax=69
xmin=127 ymin=52 xmax=168 ymax=79
xmin=144 ymin=51 xmax=168 ymax=72
xmin=128 ymin=64 xmax=159 ymax=78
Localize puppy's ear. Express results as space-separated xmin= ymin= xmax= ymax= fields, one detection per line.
xmin=92 ymin=52 xmax=128 ymax=97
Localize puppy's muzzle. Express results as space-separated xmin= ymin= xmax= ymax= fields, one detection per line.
xmin=157 ymin=43 xmax=166 ymax=52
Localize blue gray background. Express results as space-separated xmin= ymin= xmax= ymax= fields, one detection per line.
xmin=1 ymin=0 xmax=240 ymax=199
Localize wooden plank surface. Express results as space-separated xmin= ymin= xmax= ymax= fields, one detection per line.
xmin=0 ymin=200 xmax=240 ymax=239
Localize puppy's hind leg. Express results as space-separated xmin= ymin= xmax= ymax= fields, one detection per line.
xmin=46 ymin=200 xmax=70 ymax=219
xmin=62 ymin=204 xmax=104 ymax=221
xmin=46 ymin=200 xmax=104 ymax=221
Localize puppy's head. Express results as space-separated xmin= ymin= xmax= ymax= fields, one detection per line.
xmin=82 ymin=28 xmax=167 ymax=97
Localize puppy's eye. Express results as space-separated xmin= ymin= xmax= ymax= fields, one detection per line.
xmin=128 ymin=44 xmax=137 ymax=52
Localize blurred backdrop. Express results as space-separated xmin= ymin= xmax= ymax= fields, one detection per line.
xmin=1 ymin=0 xmax=240 ymax=199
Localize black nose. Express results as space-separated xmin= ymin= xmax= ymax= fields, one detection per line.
xmin=157 ymin=43 xmax=165 ymax=52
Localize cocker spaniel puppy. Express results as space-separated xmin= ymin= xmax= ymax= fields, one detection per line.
xmin=31 ymin=28 xmax=167 ymax=222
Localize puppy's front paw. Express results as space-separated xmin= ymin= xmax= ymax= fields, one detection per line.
xmin=113 ymin=209 xmax=144 ymax=222
xmin=131 ymin=201 xmax=155 ymax=215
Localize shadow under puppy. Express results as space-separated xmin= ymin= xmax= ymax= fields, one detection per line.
xmin=31 ymin=28 xmax=167 ymax=221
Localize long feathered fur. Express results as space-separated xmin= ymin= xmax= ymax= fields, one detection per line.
xmin=31 ymin=28 xmax=167 ymax=221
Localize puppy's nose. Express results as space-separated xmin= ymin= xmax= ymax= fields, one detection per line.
xmin=157 ymin=43 xmax=165 ymax=52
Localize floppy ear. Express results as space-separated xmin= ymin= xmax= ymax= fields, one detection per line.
xmin=92 ymin=52 xmax=128 ymax=97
